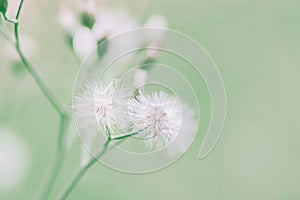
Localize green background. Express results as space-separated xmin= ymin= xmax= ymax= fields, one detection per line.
xmin=0 ymin=0 xmax=299 ymax=199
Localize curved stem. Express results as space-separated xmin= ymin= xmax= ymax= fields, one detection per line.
xmin=56 ymin=140 xmax=111 ymax=200
xmin=14 ymin=18 xmax=65 ymax=115
xmin=111 ymin=132 xmax=138 ymax=140
xmin=8 ymin=1 xmax=69 ymax=199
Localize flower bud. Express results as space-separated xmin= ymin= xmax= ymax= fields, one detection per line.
xmin=97 ymin=37 xmax=108 ymax=60
xmin=144 ymin=14 xmax=168 ymax=45
xmin=58 ymin=6 xmax=77 ymax=34
xmin=80 ymin=11 xmax=95 ymax=29
xmin=134 ymin=68 xmax=148 ymax=88
xmin=0 ymin=0 xmax=8 ymax=15
xmin=79 ymin=0 xmax=96 ymax=29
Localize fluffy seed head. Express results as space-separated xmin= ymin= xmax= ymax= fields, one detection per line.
xmin=73 ymin=79 xmax=131 ymax=133
xmin=129 ymin=92 xmax=182 ymax=149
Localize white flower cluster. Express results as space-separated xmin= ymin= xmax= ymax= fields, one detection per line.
xmin=58 ymin=0 xmax=168 ymax=60
xmin=73 ymin=79 xmax=196 ymax=150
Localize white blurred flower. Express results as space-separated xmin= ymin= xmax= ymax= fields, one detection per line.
xmin=144 ymin=14 xmax=168 ymax=45
xmin=144 ymin=14 xmax=168 ymax=29
xmin=73 ymin=79 xmax=131 ymax=133
xmin=92 ymin=8 xmax=136 ymax=39
xmin=58 ymin=6 xmax=77 ymax=34
xmin=79 ymin=0 xmax=96 ymax=14
xmin=133 ymin=68 xmax=148 ymax=88
xmin=0 ymin=131 xmax=30 ymax=190
xmin=73 ymin=27 xmax=97 ymax=59
xmin=129 ymin=92 xmax=182 ymax=149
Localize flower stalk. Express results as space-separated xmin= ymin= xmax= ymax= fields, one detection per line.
xmin=56 ymin=139 xmax=111 ymax=200
xmin=0 ymin=1 xmax=70 ymax=199
xmin=56 ymin=129 xmax=138 ymax=200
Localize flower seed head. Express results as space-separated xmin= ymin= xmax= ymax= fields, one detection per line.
xmin=73 ymin=79 xmax=131 ymax=133
xmin=129 ymin=92 xmax=182 ymax=149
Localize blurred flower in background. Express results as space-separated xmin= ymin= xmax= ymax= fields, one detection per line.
xmin=0 ymin=130 xmax=30 ymax=190
xmin=58 ymin=0 xmax=167 ymax=62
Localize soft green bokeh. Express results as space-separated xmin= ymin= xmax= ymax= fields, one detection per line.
xmin=0 ymin=0 xmax=299 ymax=199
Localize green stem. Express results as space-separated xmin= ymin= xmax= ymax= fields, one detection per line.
xmin=14 ymin=21 xmax=65 ymax=115
xmin=3 ymin=14 xmax=18 ymax=23
xmin=8 ymin=1 xmax=69 ymax=199
xmin=111 ymin=132 xmax=138 ymax=140
xmin=56 ymin=140 xmax=111 ymax=200
xmin=37 ymin=114 xmax=69 ymax=200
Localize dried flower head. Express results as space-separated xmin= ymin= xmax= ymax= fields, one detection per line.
xmin=73 ymin=79 xmax=131 ymax=133
xmin=129 ymin=92 xmax=182 ymax=149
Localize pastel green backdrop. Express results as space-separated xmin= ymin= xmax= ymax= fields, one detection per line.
xmin=0 ymin=0 xmax=299 ymax=199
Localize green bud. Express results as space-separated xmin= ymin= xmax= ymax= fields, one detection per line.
xmin=97 ymin=37 xmax=108 ymax=60
xmin=80 ymin=11 xmax=95 ymax=29
xmin=140 ymin=57 xmax=156 ymax=71
xmin=0 ymin=0 xmax=8 ymax=15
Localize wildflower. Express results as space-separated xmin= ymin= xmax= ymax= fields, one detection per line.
xmin=79 ymin=0 xmax=96 ymax=29
xmin=144 ymin=14 xmax=168 ymax=46
xmin=73 ymin=79 xmax=131 ymax=133
xmin=72 ymin=27 xmax=97 ymax=59
xmin=129 ymin=92 xmax=182 ymax=149
xmin=92 ymin=7 xmax=136 ymax=39
xmin=144 ymin=14 xmax=168 ymax=29
xmin=58 ymin=6 xmax=77 ymax=35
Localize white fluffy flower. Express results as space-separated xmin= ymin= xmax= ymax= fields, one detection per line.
xmin=73 ymin=79 xmax=131 ymax=133
xmin=92 ymin=8 xmax=136 ymax=39
xmin=129 ymin=92 xmax=182 ymax=149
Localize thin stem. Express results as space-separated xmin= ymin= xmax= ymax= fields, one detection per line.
xmin=111 ymin=132 xmax=138 ymax=140
xmin=6 ymin=1 xmax=69 ymax=199
xmin=15 ymin=0 xmax=24 ymax=20
xmin=14 ymin=30 xmax=65 ymax=115
xmin=37 ymin=114 xmax=69 ymax=200
xmin=56 ymin=140 xmax=111 ymax=200
xmin=3 ymin=14 xmax=18 ymax=23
